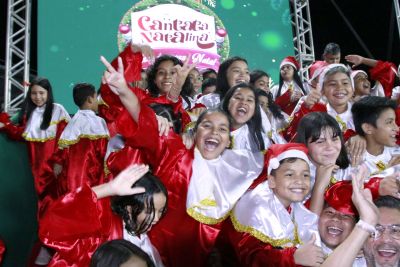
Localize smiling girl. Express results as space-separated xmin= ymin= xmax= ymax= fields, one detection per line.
xmin=0 ymin=77 xmax=70 ymax=202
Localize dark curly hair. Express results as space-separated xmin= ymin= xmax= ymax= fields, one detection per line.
xmin=111 ymin=172 xmax=167 ymax=235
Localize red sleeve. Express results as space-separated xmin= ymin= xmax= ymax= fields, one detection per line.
xmin=365 ymin=177 xmax=382 ymax=200
xmin=224 ymin=219 xmax=299 ymax=267
xmin=0 ymin=112 xmax=25 ymax=141
xmin=369 ymin=60 xmax=397 ymax=98
xmin=39 ymin=184 xmax=103 ymax=242
xmin=275 ymin=90 xmax=299 ymax=115
xmin=0 ymin=239 xmax=5 ymax=265
xmin=282 ymin=102 xmax=327 ymax=141
xmin=46 ymin=120 xmax=70 ymax=166
xmin=115 ymin=104 xmax=166 ymax=169
xmin=55 ymin=120 xmax=68 ymax=140
xmin=343 ymin=129 xmax=357 ymax=143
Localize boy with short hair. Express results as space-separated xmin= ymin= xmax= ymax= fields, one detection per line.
xmin=220 ymin=143 xmax=323 ymax=266
xmin=323 ymin=42 xmax=341 ymax=64
xmin=352 ymin=96 xmax=400 ymax=174
xmin=351 ymin=96 xmax=400 ymax=198
xmin=55 ymin=83 xmax=109 ymax=194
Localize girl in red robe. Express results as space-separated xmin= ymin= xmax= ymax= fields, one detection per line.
xmin=0 ymin=77 xmax=70 ymax=206
xmin=270 ymin=56 xmax=306 ymax=115
xmin=101 ymin=56 xmax=264 ymax=267
xmin=40 ymin=165 xmax=167 ymax=267
xmin=99 ymin=44 xmax=193 ymax=137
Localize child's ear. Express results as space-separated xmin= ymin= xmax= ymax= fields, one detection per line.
xmin=268 ymin=175 xmax=276 ymax=189
xmin=226 ymin=136 xmax=232 ymax=148
xmin=361 ymin=122 xmax=373 ymax=135
xmin=88 ymin=96 xmax=95 ymax=104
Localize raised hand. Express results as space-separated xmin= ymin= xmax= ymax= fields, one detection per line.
xmin=388 ymin=155 xmax=400 ymax=168
xmin=156 ymin=115 xmax=173 ymax=137
xmin=351 ymin=166 xmax=379 ymax=226
xmin=290 ymin=90 xmax=302 ymax=103
xmin=315 ymin=164 xmax=338 ymax=189
xmin=100 ymin=56 xmax=129 ymax=96
xmin=108 ymin=164 xmax=148 ymax=196
xmin=304 ymin=85 xmax=322 ymax=108
xmin=131 ymin=43 xmax=155 ymax=63
xmin=345 ymin=135 xmax=366 ymax=166
xmin=345 ymin=55 xmax=364 ymax=68
xmin=170 ymin=55 xmax=196 ymax=98
xmin=181 ymin=131 xmax=195 ymax=149
xmin=378 ymin=173 xmax=400 ymax=198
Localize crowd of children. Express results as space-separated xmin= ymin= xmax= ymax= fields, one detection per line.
xmin=1 ymin=41 xmax=400 ymax=267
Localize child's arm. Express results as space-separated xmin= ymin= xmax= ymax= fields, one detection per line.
xmin=235 ymin=233 xmax=323 ymax=267
xmin=345 ymin=135 xmax=367 ymax=167
xmin=101 ymin=56 xmax=141 ymax=122
xmin=0 ymin=112 xmax=26 ymax=141
xmin=282 ymin=95 xmax=326 ymax=141
xmin=322 ymin=166 xmax=379 ymax=267
xmin=345 ymin=54 xmax=397 ymax=98
xmin=228 ymin=230 xmax=298 ymax=267
xmin=99 ymin=44 xmax=149 ymax=107
xmin=345 ymin=54 xmax=378 ymax=68
xmin=309 ymin=164 xmax=338 ymax=215
xmin=92 ymin=164 xmax=147 ymax=199
xmin=39 ymin=164 xmax=147 ymax=242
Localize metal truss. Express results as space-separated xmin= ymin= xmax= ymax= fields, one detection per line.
xmin=4 ymin=0 xmax=32 ymax=114
xmin=395 ymin=0 xmax=400 ymax=41
xmin=290 ymin=0 xmax=315 ymax=81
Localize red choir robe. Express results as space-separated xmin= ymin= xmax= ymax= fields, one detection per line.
xmin=0 ymin=104 xmax=70 ymax=205
xmin=283 ymin=101 xmax=356 ymax=142
xmin=369 ymin=60 xmax=398 ymax=98
xmin=115 ymin=104 xmax=263 ymax=267
xmin=216 ymin=181 xmax=320 ymax=267
xmin=272 ymin=83 xmax=304 ymax=115
xmin=39 ymin=184 xmax=123 ymax=266
xmin=98 ymin=46 xmax=191 ymax=136
xmin=54 ymin=109 xmax=110 ymax=195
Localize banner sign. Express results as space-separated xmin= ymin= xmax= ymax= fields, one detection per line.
xmin=128 ymin=4 xmax=221 ymax=70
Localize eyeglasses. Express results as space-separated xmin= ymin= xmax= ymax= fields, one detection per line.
xmin=374 ymin=224 xmax=400 ymax=240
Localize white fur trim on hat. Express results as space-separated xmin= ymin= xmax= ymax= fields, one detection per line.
xmin=267 ymin=149 xmax=310 ymax=175
xmin=318 ymin=64 xmax=353 ymax=92
xmin=280 ymin=61 xmax=297 ymax=70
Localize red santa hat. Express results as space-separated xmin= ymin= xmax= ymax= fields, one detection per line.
xmin=266 ymin=143 xmax=310 ymax=175
xmin=308 ymin=61 xmax=328 ymax=83
xmin=350 ymin=70 xmax=368 ymax=89
xmin=324 ymin=181 xmax=357 ymax=216
xmin=318 ymin=63 xmax=353 ymax=92
xmin=280 ymin=56 xmax=300 ymax=70
xmin=350 ymin=70 xmax=368 ymax=81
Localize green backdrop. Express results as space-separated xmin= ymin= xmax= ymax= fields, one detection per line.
xmin=38 ymin=0 xmax=294 ymax=112
xmin=0 ymin=135 xmax=37 ymax=267
xmin=0 ymin=0 xmax=294 ymax=265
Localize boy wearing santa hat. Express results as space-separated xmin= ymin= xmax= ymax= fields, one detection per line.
xmin=219 ymin=143 xmax=323 ymax=266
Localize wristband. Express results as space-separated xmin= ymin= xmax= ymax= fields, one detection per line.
xmin=356 ymin=219 xmax=377 ymax=237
